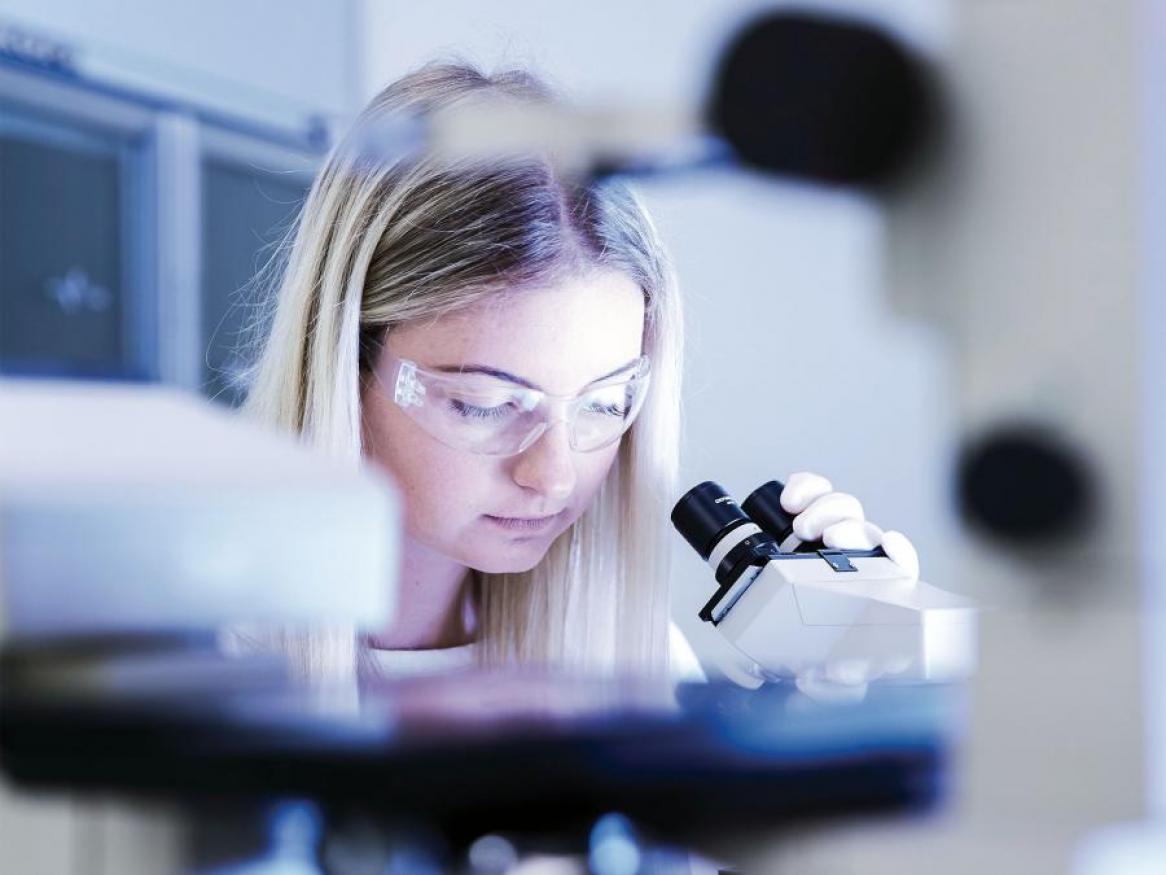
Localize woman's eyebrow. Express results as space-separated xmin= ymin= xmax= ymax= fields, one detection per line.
xmin=432 ymin=357 xmax=641 ymax=391
xmin=432 ymin=364 xmax=540 ymax=389
xmin=587 ymin=358 xmax=641 ymax=385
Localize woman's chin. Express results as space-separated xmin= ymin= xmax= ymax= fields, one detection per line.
xmin=451 ymin=519 xmax=578 ymax=575
xmin=464 ymin=538 xmax=557 ymax=575
xmin=470 ymin=553 xmax=547 ymax=575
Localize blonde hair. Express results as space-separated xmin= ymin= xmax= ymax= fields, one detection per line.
xmin=242 ymin=63 xmax=683 ymax=681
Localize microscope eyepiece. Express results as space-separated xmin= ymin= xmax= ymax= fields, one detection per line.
xmin=741 ymin=480 xmax=797 ymax=544
xmin=670 ymin=481 xmax=754 ymax=559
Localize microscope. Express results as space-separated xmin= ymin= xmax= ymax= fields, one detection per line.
xmin=672 ymin=481 xmax=977 ymax=685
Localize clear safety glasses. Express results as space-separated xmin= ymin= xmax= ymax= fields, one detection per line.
xmin=375 ymin=347 xmax=652 ymax=457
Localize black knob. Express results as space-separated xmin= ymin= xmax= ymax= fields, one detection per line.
xmin=957 ymin=424 xmax=1095 ymax=543
xmin=707 ymin=10 xmax=935 ymax=186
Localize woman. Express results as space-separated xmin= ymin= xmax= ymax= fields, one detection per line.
xmin=242 ymin=62 xmax=917 ymax=683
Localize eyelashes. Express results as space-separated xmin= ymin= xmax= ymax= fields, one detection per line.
xmin=583 ymin=402 xmax=629 ymax=418
xmin=448 ymin=399 xmax=515 ymax=420
xmin=448 ymin=398 xmax=629 ymax=420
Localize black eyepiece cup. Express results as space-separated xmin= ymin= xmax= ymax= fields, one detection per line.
xmin=741 ymin=480 xmax=797 ymax=543
xmin=671 ymin=481 xmax=754 ymax=560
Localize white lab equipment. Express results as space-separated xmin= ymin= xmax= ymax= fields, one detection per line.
xmin=0 ymin=378 xmax=399 ymax=641
xmin=672 ymin=480 xmax=976 ymax=685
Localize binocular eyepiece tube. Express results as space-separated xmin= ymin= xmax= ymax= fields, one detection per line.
xmin=672 ymin=480 xmax=817 ymax=624
xmin=671 ymin=480 xmax=803 ymax=562
xmin=671 ymin=479 xmax=979 ymax=679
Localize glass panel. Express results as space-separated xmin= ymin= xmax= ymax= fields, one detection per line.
xmin=201 ymin=160 xmax=309 ymax=406
xmin=0 ymin=110 xmax=142 ymax=378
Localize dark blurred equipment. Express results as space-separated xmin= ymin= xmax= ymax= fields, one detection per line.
xmin=708 ymin=12 xmax=934 ymax=185
xmin=379 ymin=10 xmax=937 ymax=188
xmin=0 ymin=663 xmax=960 ymax=870
xmin=956 ymin=424 xmax=1096 ymax=544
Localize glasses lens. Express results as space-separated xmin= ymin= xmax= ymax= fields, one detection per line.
xmin=406 ymin=377 xmax=544 ymax=455
xmin=386 ymin=356 xmax=652 ymax=456
xmin=571 ymin=373 xmax=651 ymax=452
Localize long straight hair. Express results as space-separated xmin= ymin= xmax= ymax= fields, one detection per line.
xmin=242 ymin=63 xmax=683 ymax=681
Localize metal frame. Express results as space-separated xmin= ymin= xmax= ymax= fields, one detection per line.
xmin=0 ymin=63 xmax=155 ymax=137
xmin=0 ymin=51 xmax=326 ymax=152
xmin=151 ymin=112 xmax=203 ymax=390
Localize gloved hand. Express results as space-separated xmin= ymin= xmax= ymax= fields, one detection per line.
xmin=780 ymin=472 xmax=921 ymax=706
xmin=780 ymin=471 xmax=920 ymax=582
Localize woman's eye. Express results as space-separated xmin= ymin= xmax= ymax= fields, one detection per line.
xmin=585 ymin=401 xmax=629 ymax=418
xmin=449 ymin=398 xmax=514 ymax=420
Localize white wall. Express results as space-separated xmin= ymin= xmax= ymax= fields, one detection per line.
xmin=357 ymin=0 xmax=964 ymax=676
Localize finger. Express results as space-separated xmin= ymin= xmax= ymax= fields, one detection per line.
xmin=780 ymin=471 xmax=833 ymax=514
xmin=881 ymin=529 xmax=920 ymax=582
xmin=793 ymin=672 xmax=871 ymax=705
xmin=825 ymin=658 xmax=875 ymax=685
xmin=793 ymin=491 xmax=865 ymax=541
xmin=822 ymin=519 xmax=884 ymax=551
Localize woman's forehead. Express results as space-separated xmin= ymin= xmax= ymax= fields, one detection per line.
xmin=391 ymin=271 xmax=645 ymax=392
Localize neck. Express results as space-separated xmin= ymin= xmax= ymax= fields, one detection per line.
xmin=367 ymin=536 xmax=475 ymax=650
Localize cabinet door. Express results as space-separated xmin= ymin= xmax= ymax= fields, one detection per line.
xmin=0 ymin=111 xmax=147 ymax=378
xmin=201 ymin=159 xmax=310 ymax=406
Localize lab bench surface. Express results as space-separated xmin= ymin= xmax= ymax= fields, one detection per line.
xmin=0 ymin=669 xmax=962 ymax=846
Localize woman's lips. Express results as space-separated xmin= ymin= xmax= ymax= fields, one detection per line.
xmin=483 ymin=513 xmax=561 ymax=533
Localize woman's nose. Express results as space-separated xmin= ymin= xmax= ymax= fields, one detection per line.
xmin=511 ymin=421 xmax=577 ymax=502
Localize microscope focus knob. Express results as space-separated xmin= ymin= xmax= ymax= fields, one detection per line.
xmin=957 ymin=424 xmax=1095 ymax=543
xmin=708 ymin=10 xmax=935 ymax=185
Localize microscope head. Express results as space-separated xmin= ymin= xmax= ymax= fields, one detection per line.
xmin=672 ymin=480 xmax=977 ymax=684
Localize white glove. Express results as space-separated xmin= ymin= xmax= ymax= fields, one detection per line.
xmin=780 ymin=471 xmax=920 ymax=582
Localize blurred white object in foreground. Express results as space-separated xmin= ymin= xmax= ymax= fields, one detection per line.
xmin=0 ymin=378 xmax=399 ymax=641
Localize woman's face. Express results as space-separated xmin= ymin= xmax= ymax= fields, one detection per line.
xmin=361 ymin=269 xmax=646 ymax=574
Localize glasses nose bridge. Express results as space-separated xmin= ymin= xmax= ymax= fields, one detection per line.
xmin=537 ymin=391 xmax=579 ymax=426
xmin=513 ymin=395 xmax=576 ymax=456
xmin=525 ymin=393 xmax=584 ymax=455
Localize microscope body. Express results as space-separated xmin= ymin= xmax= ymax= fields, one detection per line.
xmin=713 ymin=547 xmax=975 ymax=683
xmin=673 ymin=481 xmax=977 ymax=685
